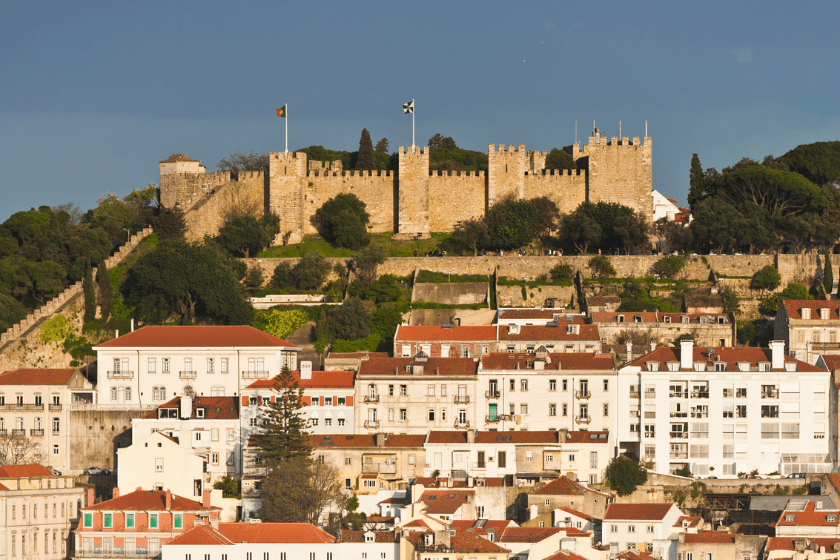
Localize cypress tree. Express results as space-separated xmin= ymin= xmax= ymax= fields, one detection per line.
xmin=258 ymin=365 xmax=312 ymax=468
xmin=97 ymin=263 xmax=113 ymax=322
xmin=356 ymin=128 xmax=375 ymax=171
xmin=83 ymin=260 xmax=96 ymax=322
xmin=687 ymin=153 xmax=704 ymax=210
xmin=824 ymin=248 xmax=834 ymax=296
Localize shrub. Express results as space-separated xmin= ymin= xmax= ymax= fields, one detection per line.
xmin=605 ymin=457 xmax=647 ymax=496
xmin=315 ymin=194 xmax=370 ymax=250
xmin=271 ymin=262 xmax=294 ymax=289
xmin=589 ymin=255 xmax=616 ymax=278
xmin=653 ymin=255 xmax=686 ymax=279
xmin=550 ymin=264 xmax=573 ymax=283
xmin=751 ymin=265 xmax=781 ymax=292
xmin=245 ymin=267 xmax=264 ymax=288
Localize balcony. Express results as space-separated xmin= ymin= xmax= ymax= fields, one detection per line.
xmin=243 ymin=465 xmax=267 ymax=477
xmin=53 ymin=430 xmax=60 ymax=436
xmin=0 ymin=403 xmax=44 ymax=411
xmin=575 ymin=415 xmax=591 ymax=425
xmin=669 ymin=391 xmax=687 ymax=398
xmin=669 ymin=452 xmax=688 ymax=460
xmin=811 ymin=342 xmax=840 ymax=351
xmin=644 ymin=391 xmax=656 ymax=398
xmin=762 ymin=390 xmax=779 ymax=399
xmin=690 ymin=391 xmax=709 ymax=399
xmin=179 ymin=370 xmax=197 ymax=379
xmin=12 ymin=429 xmax=25 ymax=436
xmin=362 ymin=463 xmax=397 ymax=475
xmin=629 ymin=391 xmax=640 ymax=399
xmin=669 ymin=432 xmax=688 ymax=439
xmin=30 ymin=429 xmax=45 ymax=437
xmin=79 ymin=547 xmax=160 ymax=559
xmin=242 ymin=370 xmax=269 ymax=379
xmin=0 ymin=429 xmax=6 ymax=436
xmin=485 ymin=415 xmax=500 ymax=423
xmin=575 ymin=390 xmax=591 ymax=399
xmin=454 ymin=420 xmax=470 ymax=429
xmin=485 ymin=390 xmax=501 ymax=399
xmin=644 ymin=411 xmax=656 ymax=418
xmin=107 ymin=370 xmax=134 ymax=380
xmin=454 ymin=395 xmax=470 ymax=404
xmin=49 ymin=403 xmax=62 ymax=411
xmin=669 ymin=412 xmax=687 ymax=418
xmin=364 ymin=420 xmax=380 ymax=429
xmin=363 ymin=395 xmax=380 ymax=403
xmin=690 ymin=412 xmax=709 ymax=418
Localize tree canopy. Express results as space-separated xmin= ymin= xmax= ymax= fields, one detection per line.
xmin=356 ymin=129 xmax=375 ymax=171
xmin=216 ymin=150 xmax=270 ymax=177
xmin=606 ymin=456 xmax=647 ymax=496
xmin=559 ymin=202 xmax=649 ymax=254
xmin=544 ymin=148 xmax=578 ymax=171
xmin=315 ymin=194 xmax=370 ymax=250
xmin=258 ymin=365 xmax=312 ymax=467
xmin=777 ymin=141 xmax=840 ymax=188
xmin=218 ymin=215 xmax=280 ymax=258
xmin=484 ymin=195 xmax=539 ymax=250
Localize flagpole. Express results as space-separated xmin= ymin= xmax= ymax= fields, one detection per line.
xmin=285 ymin=104 xmax=288 ymax=154
xmin=412 ymin=99 xmax=415 ymax=149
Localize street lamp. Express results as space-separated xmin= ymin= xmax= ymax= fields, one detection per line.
xmin=123 ymin=228 xmax=130 ymax=243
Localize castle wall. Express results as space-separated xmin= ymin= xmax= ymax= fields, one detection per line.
xmin=487 ymin=144 xmax=527 ymax=207
xmin=269 ymin=151 xmax=308 ymax=244
xmin=428 ymin=171 xmax=486 ymax=231
xmin=396 ymin=146 xmax=430 ymax=236
xmin=584 ymin=136 xmax=652 ymax=220
xmin=159 ymin=171 xmax=231 ymax=210
xmin=529 ymin=150 xmax=547 ymax=173
xmin=302 ymin=171 xmax=395 ymax=234
xmin=182 ymin=172 xmax=266 ymax=242
xmin=522 ymin=169 xmax=588 ymax=215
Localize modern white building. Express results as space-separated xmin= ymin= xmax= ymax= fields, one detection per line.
xmin=603 ymin=502 xmax=686 ymax=557
xmin=93 ymin=325 xmax=300 ymax=406
xmin=618 ymin=340 xmax=832 ymax=477
xmin=477 ymin=351 xmax=617 ymax=434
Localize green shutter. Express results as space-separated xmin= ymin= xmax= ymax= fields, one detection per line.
xmin=104 ymin=513 xmax=112 ymax=527
xmin=150 ymin=514 xmax=158 ymax=528
xmin=126 ymin=514 xmax=134 ymax=528
xmin=174 ymin=514 xmax=182 ymax=528
xmin=84 ymin=513 xmax=92 ymax=527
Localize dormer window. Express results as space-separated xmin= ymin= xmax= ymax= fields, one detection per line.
xmin=196 ymin=408 xmax=205 ymax=418
xmin=646 ymin=362 xmax=659 ymax=372
xmin=737 ymin=362 xmax=750 ymax=372
xmin=664 ymin=316 xmax=671 ymax=323
xmin=784 ymin=362 xmax=796 ymax=372
xmin=717 ymin=316 xmax=726 ymax=324
xmin=714 ymin=363 xmax=727 ymax=372
xmin=801 ymin=308 xmax=811 ymax=320
xmin=821 ymin=308 xmax=830 ymax=320
xmin=667 ymin=362 xmax=679 ymax=372
xmin=693 ymin=363 xmax=705 ymax=371
xmin=634 ymin=315 xmax=642 ymax=323
xmin=617 ymin=315 xmax=624 ymax=323
xmin=365 ymin=534 xmax=375 ymax=543
xmin=828 ymin=515 xmax=837 ymax=523
xmin=759 ymin=362 xmax=770 ymax=372
xmin=681 ymin=316 xmax=689 ymax=324
xmin=785 ymin=514 xmax=795 ymax=522
xmin=424 ymin=534 xmax=434 ymax=546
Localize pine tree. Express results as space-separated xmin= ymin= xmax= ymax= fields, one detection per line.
xmin=374 ymin=138 xmax=389 ymax=154
xmin=83 ymin=260 xmax=96 ymax=322
xmin=356 ymin=128 xmax=375 ymax=171
xmin=97 ymin=263 xmax=112 ymax=322
xmin=687 ymin=153 xmax=704 ymax=210
xmin=824 ymin=248 xmax=834 ymax=296
xmin=259 ymin=365 xmax=312 ymax=467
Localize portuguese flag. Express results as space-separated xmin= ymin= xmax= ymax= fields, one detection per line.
xmin=276 ymin=106 xmax=286 ymax=118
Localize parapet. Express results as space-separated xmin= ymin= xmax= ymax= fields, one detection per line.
xmin=525 ymin=168 xmax=584 ymax=177
xmin=489 ymin=144 xmax=526 ymax=152
xmin=399 ymin=146 xmax=428 ymax=155
xmin=429 ymin=170 xmax=485 ymax=178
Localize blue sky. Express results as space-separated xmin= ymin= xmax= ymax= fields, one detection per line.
xmin=2 ymin=0 xmax=838 ymax=221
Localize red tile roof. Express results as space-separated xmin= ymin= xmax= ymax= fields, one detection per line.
xmin=450 ymin=520 xmax=514 ymax=533
xmin=498 ymin=324 xmax=600 ymax=341
xmin=532 ymin=476 xmax=586 ymax=496
xmin=766 ymin=537 xmax=840 ymax=552
xmin=215 ymin=522 xmax=336 ymax=543
xmin=246 ymin=370 xmax=355 ymax=390
xmin=0 ymin=368 xmax=78 ymax=385
xmin=674 ymin=516 xmax=702 ymax=528
xmin=308 ymin=434 xmax=375 ymax=448
xmin=379 ymin=496 xmax=409 ymax=504
xmin=616 ymin=550 xmax=656 ymax=560
xmin=629 ymin=346 xmax=826 ymax=372
xmin=328 ymin=352 xmax=390 ymax=359
xmin=604 ymin=503 xmax=676 ymax=521
xmin=405 ymin=531 xmax=509 ymax=553
xmin=94 ymin=325 xmax=298 ymax=348
xmin=0 ymin=482 xmax=10 ymax=490
xmin=545 ymin=550 xmax=591 ymax=560
xmin=682 ymin=531 xmax=735 ymax=544
xmin=820 ymin=356 xmax=840 ymax=371
xmin=591 ymin=312 xmax=728 ymax=324
xmin=402 ymin=519 xmax=432 ymax=529
xmin=82 ymin=489 xmax=220 ymax=512
xmin=783 ymin=300 xmax=840 ymax=320
xmin=498 ymin=310 xmax=585 ymax=321
xmin=480 ymin=352 xmax=615 ymax=371
xmin=556 ymin=506 xmax=600 ymax=522
xmin=587 ymin=296 xmax=622 ymax=305
xmin=418 ymin=490 xmax=475 ymax=514
xmin=142 ymin=396 xmax=239 ymax=420
xmin=565 ymin=431 xmax=610 ymax=444
xmin=384 ymin=434 xmax=427 ymax=448
xmin=0 ymin=464 xmax=54 ymax=478
xmin=396 ymin=326 xmax=496 ymax=342
xmin=498 ymin=527 xmax=564 ymax=542
xmin=827 ymin=474 xmax=840 ymax=495
xmin=414 ymin=477 xmax=505 ymax=488
xmin=167 ymin=524 xmax=233 ymax=545
xmin=341 ymin=530 xmax=396 ymax=543
xmin=159 ymin=154 xmax=200 ymax=163
xmin=777 ymin=501 xmax=840 ymax=526
xmin=358 ymin=358 xmax=478 ymax=377
xmin=425 ymin=430 xmax=560 ymax=445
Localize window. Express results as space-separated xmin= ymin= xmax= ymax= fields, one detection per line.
xmin=441 ymin=408 xmax=447 ymax=421
xmin=401 ymin=345 xmax=411 ymax=357
xmin=53 ymin=417 xmax=60 ymax=434
xmin=400 ymin=385 xmax=407 ymax=396
xmin=148 ymin=357 xmax=156 ymax=373
xmin=521 ymin=380 xmax=528 ymax=391
xmin=104 ymin=513 xmax=113 ymax=528
xmin=155 ymin=458 xmax=164 ymax=472
xmin=212 ymin=453 xmax=219 ymax=465
xmin=510 ymin=379 xmax=516 ymax=391
xmin=428 ymin=409 xmax=435 ymax=421
xmin=611 ymin=525 xmax=618 ymax=533
xmin=53 ymin=444 xmax=59 ymax=455
xmin=400 ymin=409 xmax=407 ymax=421
xmin=126 ymin=513 xmax=135 ymax=528
xmin=174 ymin=513 xmax=183 ymax=529
xmin=84 ymin=513 xmax=92 ymax=527
xmin=603 ymin=379 xmax=609 ymax=391
xmin=149 ymin=513 xmax=158 ymax=528
xmin=250 ymin=418 xmax=258 ymax=427
xmin=162 ymin=358 xmax=170 ymax=373
xmin=325 ymin=418 xmax=332 ymax=426
xmin=591 ymin=451 xmax=598 ymax=468
xmin=549 ymin=379 xmax=556 ymax=391
xmin=227 ymin=428 xmax=235 ymax=441
xmin=521 ymin=404 xmax=528 ymax=414
xmin=110 ymin=387 xmax=117 ymax=402
xmin=545 ymin=499 xmax=550 ymax=506
xmin=428 ymin=385 xmax=435 ymax=396
xmin=441 ymin=385 xmax=447 ymax=397
xmin=338 ymin=418 xmax=345 ymax=427
xmin=207 ymin=358 xmax=214 ymax=373
xmin=226 ymin=453 xmax=234 ymax=466
xmin=546 ymin=453 xmax=553 ymax=463
xmin=211 ymin=428 xmax=219 ymax=441
xmin=310 ymin=396 xmax=319 ymax=406
xmin=461 ymin=346 xmax=470 ymax=358
xmin=338 ymin=397 xmax=345 ymax=405
xmin=221 ymin=358 xmax=229 ymax=373
xmin=628 ymin=525 xmax=635 ymax=533
xmin=549 ymin=404 xmax=557 ymax=416
xmin=568 ymin=454 xmax=575 ymax=462
xmin=603 ymin=404 xmax=609 ymax=416
xmin=562 ymin=404 xmax=568 ymax=417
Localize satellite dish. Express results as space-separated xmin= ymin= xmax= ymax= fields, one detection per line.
xmin=706 ymin=348 xmax=715 ymax=357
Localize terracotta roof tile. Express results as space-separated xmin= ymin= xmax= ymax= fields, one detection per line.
xmin=402 ymin=519 xmax=432 ymax=529
xmin=0 ymin=368 xmax=78 ymax=385
xmin=82 ymin=489 xmax=220 ymax=512
xmin=384 ymin=434 xmax=427 ymax=448
xmin=0 ymin=482 xmax=10 ymax=490
xmin=766 ymin=537 xmax=840 ymax=552
xmin=159 ymin=154 xmax=200 ymax=163
xmin=532 ymin=476 xmax=586 ymax=496
xmin=682 ymin=531 xmax=735 ymax=544
xmin=545 ymin=550 xmax=591 ymax=560
xmin=0 ymin=464 xmax=54 ymax=478
xmin=475 ymin=431 xmax=560 ymax=444
xmin=565 ymin=431 xmax=610 ymax=444
xmin=674 ymin=516 xmax=702 ymax=528
xmin=587 ymin=296 xmax=622 ymax=305
xmin=498 ymin=310 xmax=585 ymax=321
xmin=556 ymin=506 xmax=600 ymax=522
xmin=358 ymin=358 xmax=478 ymax=377
xmin=341 ymin=530 xmax=395 ymax=543
xmin=616 ymin=550 xmax=656 ymax=560
xmin=328 ymin=352 xmax=389 ymax=359
xmin=450 ymin=520 xmax=514 ymax=533
xmin=604 ymin=503 xmax=675 ymax=521
xmin=498 ymin=527 xmax=564 ymax=542
xmin=777 ymin=501 xmax=840 ymax=526
xmin=405 ymin=531 xmax=509 ymax=554
xmin=783 ymin=300 xmax=840 ymax=320
xmin=820 ymin=355 xmax=840 ymax=371
xmin=143 ymin=396 xmax=239 ymax=420
xmin=414 ymin=477 xmax=505 ymax=488
xmin=395 ymin=326 xmax=496 ymax=342
xmin=308 ymin=434 xmax=375 ymax=448
xmin=418 ymin=490 xmax=475 ymax=514
xmin=628 ymin=346 xmax=825 ymax=373
xmin=480 ymin=352 xmax=615 ymax=371
xmin=214 ymin=522 xmax=336 ymax=543
xmin=246 ymin=370 xmax=354 ymax=390
xmin=498 ymin=324 xmax=600 ymax=342
xmin=379 ymin=496 xmax=409 ymax=504
xmin=94 ymin=325 xmax=298 ymax=349
xmin=591 ymin=312 xmax=728 ymax=324
xmin=167 ymin=524 xmax=233 ymax=546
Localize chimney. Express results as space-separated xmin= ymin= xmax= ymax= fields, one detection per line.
xmin=115 ymin=329 xmax=119 ymax=338
xmin=130 ymin=318 xmax=135 ymax=332
xmin=467 ymin=429 xmax=476 ymax=444
xmin=770 ymin=340 xmax=785 ymax=370
xmin=374 ymin=432 xmax=386 ymax=448
xmin=300 ymin=361 xmax=312 ymax=380
xmin=680 ymin=339 xmax=694 ymax=370
xmin=113 ymin=488 xmax=119 ymax=499
xmin=650 ymin=342 xmax=656 ymax=352
xmin=165 ymin=489 xmax=172 ymax=510
xmin=626 ymin=342 xmax=632 ymax=362
xmin=87 ymin=488 xmax=94 ymax=506
xmin=180 ymin=396 xmax=193 ymax=419
xmin=202 ymin=488 xmax=211 ymax=508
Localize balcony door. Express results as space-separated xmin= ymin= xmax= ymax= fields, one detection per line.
xmin=488 ymin=403 xmax=497 ymax=421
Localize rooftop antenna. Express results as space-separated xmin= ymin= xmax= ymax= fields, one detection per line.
xmin=646 ymin=120 xmax=648 ymax=137
xmin=575 ymin=121 xmax=577 ymax=146
xmin=619 ymin=121 xmax=621 ymax=138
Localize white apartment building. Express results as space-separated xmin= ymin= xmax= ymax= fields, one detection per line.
xmin=242 ymin=362 xmax=355 ymax=437
xmin=775 ymin=300 xmax=840 ymax=364
xmin=0 ymin=465 xmax=85 ymax=560
xmin=93 ymin=325 xmax=299 ymax=406
xmin=120 ymin=396 xmax=242 ymax=496
xmin=0 ymin=368 xmax=94 ymax=474
xmin=495 ymin=309 xmax=585 ymax=326
xmin=618 ymin=340 xmax=832 ymax=477
xmin=355 ymin=355 xmax=479 ymax=433
xmin=496 ymin=323 xmax=602 ymax=354
xmin=477 ymin=351 xmax=617 ymax=434
xmin=603 ymin=502 xmax=686 ymax=557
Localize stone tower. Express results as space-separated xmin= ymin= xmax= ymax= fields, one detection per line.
xmin=396 ymin=146 xmax=430 ymax=238
xmin=487 ymin=144 xmax=528 ymax=207
xmin=268 ymin=151 xmax=308 ymax=244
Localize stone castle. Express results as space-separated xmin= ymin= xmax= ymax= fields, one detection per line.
xmin=159 ymin=128 xmax=652 ymax=243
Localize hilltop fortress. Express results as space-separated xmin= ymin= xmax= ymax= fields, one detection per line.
xmin=160 ymin=128 xmax=652 ymax=243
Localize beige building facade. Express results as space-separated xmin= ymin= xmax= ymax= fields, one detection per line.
xmin=776 ymin=300 xmax=840 ymax=364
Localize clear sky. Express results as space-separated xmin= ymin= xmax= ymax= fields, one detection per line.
xmin=2 ymin=0 xmax=839 ymax=222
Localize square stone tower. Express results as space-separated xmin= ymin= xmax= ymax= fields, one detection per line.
xmin=268 ymin=151 xmax=308 ymax=244
xmin=581 ymin=131 xmax=652 ymax=220
xmin=487 ymin=144 xmax=528 ymax=207
xmin=396 ymin=146 xmax=430 ymax=238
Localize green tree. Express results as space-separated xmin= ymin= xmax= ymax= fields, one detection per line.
xmin=245 ymin=266 xmax=263 ymax=289
xmin=428 ymin=133 xmax=458 ymax=151
xmin=560 ymin=211 xmax=601 ymax=254
xmin=653 ymin=255 xmax=686 ymax=279
xmin=761 ymin=283 xmax=813 ymax=315
xmin=216 ymin=150 xmax=270 ymax=178
xmin=292 ymin=252 xmax=331 ymax=291
xmin=97 ymin=263 xmax=112 ymax=322
xmin=533 ymin=197 xmax=560 ymax=238
xmin=451 ymin=218 xmax=489 ymax=256
xmin=688 ymin=153 xmax=705 ymax=210
xmin=484 ymin=195 xmax=538 ymax=250
xmin=258 ymin=455 xmax=344 ymax=524
xmin=352 ymin=244 xmax=386 ymax=285
xmin=824 ymin=248 xmax=834 ymax=295
xmin=364 ymin=275 xmax=402 ymax=304
xmin=259 ymin=366 xmax=312 ymax=467
xmin=606 ymin=456 xmax=647 ymax=496
xmin=549 ymin=264 xmax=573 ymax=283
xmin=271 ymin=262 xmax=294 ymax=289
xmin=721 ymin=286 xmax=741 ymax=316
xmin=777 ymin=141 xmax=840 ymax=188
xmin=315 ymin=194 xmax=371 ymax=250
xmin=155 ymin=206 xmax=187 ymax=240
xmin=356 ymin=129 xmax=375 ymax=171
xmin=751 ymin=265 xmax=782 ymax=293
xmin=218 ymin=216 xmax=271 ymax=258
xmin=588 ymin=255 xmax=616 ymax=278
xmin=331 ymin=297 xmax=372 ymax=340
xmin=0 ymin=293 xmax=26 ymax=332
xmin=252 ymin=309 xmax=309 ymax=341
xmin=83 ymin=260 xmax=96 ymax=322
xmin=544 ymin=148 xmax=577 ymax=171
xmin=213 ymin=475 xmax=241 ymax=498
xmin=374 ymin=138 xmax=389 ymax=154
xmin=560 ymin=201 xmax=648 ymax=255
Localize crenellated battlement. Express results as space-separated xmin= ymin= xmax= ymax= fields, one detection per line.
xmin=399 ymin=146 xmax=429 ymax=158
xmin=488 ymin=144 xmax=527 ymax=153
xmin=429 ymin=170 xmax=485 ymax=178
xmin=525 ymin=168 xmax=585 ymax=177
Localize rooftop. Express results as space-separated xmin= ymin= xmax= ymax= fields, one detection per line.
xmin=246 ymin=370 xmax=355 ymax=390
xmin=777 ymin=501 xmax=840 ymax=527
xmin=426 ymin=430 xmax=560 ymax=445
xmin=0 ymin=368 xmax=78 ymax=385
xmin=783 ymin=300 xmax=840 ymax=320
xmin=628 ymin=346 xmax=825 ymax=373
xmin=0 ymin=464 xmax=55 ymax=478
xmin=405 ymin=530 xmax=509 ymax=554
xmin=395 ymin=325 xmax=496 ymax=342
xmin=358 ymin=357 xmax=478 ymax=377
xmin=498 ymin=309 xmax=586 ymax=321
xmin=82 ymin=489 xmax=220 ymax=512
xmin=143 ymin=396 xmax=239 ymax=420
xmin=340 ymin=530 xmax=396 ymax=543
xmin=94 ymin=325 xmax=298 ymax=349
xmin=591 ymin=311 xmax=728 ymax=324
xmin=604 ymin=502 xmax=676 ymax=521
xmin=565 ymin=431 xmax=610 ymax=444
xmin=682 ymin=531 xmax=736 ymax=544
xmin=532 ymin=476 xmax=610 ymax=497
xmin=418 ymin=489 xmax=475 ymax=514
xmin=480 ymin=352 xmax=615 ymax=371
xmin=498 ymin=324 xmax=600 ymax=342
xmin=168 ymin=522 xmax=337 ymax=545
xmin=159 ymin=154 xmax=200 ymax=164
